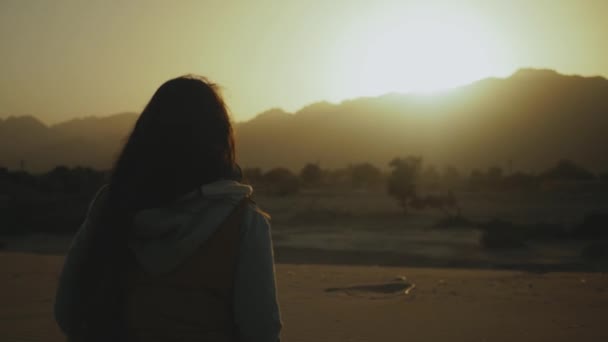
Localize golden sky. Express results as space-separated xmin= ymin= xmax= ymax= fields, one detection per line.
xmin=1 ymin=0 xmax=607 ymax=123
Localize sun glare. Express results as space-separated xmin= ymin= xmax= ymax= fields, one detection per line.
xmin=333 ymin=6 xmax=504 ymax=96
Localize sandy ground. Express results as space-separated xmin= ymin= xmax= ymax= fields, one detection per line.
xmin=1 ymin=252 xmax=607 ymax=342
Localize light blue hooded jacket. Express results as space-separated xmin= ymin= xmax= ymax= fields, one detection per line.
xmin=54 ymin=180 xmax=282 ymax=341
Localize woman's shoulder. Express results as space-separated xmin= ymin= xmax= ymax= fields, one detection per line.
xmin=238 ymin=197 xmax=272 ymax=238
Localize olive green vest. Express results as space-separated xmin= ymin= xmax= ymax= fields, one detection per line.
xmin=124 ymin=199 xmax=248 ymax=342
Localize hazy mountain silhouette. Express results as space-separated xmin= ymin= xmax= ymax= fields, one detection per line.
xmin=0 ymin=113 xmax=137 ymax=171
xmin=2 ymin=68 xmax=608 ymax=173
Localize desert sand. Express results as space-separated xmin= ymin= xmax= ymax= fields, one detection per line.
xmin=1 ymin=251 xmax=607 ymax=342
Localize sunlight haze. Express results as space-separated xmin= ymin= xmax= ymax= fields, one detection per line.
xmin=1 ymin=0 xmax=607 ymax=123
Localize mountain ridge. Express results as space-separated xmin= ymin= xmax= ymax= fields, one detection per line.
xmin=2 ymin=68 xmax=608 ymax=173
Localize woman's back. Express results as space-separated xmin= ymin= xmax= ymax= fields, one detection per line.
xmin=125 ymin=198 xmax=248 ymax=342
xmin=56 ymin=181 xmax=281 ymax=341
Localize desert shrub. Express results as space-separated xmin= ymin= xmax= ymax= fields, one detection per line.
xmin=387 ymin=156 xmax=422 ymax=214
xmin=571 ymin=212 xmax=608 ymax=239
xmin=478 ymin=219 xmax=527 ymax=249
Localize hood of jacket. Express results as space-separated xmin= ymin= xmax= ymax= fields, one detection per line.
xmin=129 ymin=180 xmax=253 ymax=274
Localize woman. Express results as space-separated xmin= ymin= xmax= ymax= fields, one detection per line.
xmin=54 ymin=75 xmax=282 ymax=341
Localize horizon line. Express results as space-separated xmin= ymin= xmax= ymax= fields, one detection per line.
xmin=2 ymin=66 xmax=607 ymax=126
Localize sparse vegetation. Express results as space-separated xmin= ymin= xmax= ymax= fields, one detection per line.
xmin=1 ymin=157 xmax=607 ymax=256
xmin=387 ymin=156 xmax=422 ymax=215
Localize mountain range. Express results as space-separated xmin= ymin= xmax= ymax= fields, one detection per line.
xmin=2 ymin=68 xmax=607 ymax=173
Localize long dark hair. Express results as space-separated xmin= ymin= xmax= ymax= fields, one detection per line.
xmin=82 ymin=75 xmax=235 ymax=339
xmin=110 ymin=75 xmax=235 ymax=208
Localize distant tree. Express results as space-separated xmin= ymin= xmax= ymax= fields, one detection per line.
xmin=540 ymin=159 xmax=595 ymax=182
xmin=263 ymin=167 xmax=300 ymax=196
xmin=299 ymin=163 xmax=323 ymax=186
xmin=387 ymin=156 xmax=422 ymax=215
xmin=350 ymin=162 xmax=381 ymax=188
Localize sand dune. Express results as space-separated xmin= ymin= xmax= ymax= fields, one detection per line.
xmin=1 ymin=252 xmax=607 ymax=342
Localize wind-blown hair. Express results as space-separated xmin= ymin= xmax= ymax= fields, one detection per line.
xmin=82 ymin=75 xmax=235 ymax=340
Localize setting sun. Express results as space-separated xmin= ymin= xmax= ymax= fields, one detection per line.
xmin=331 ymin=5 xmax=509 ymax=95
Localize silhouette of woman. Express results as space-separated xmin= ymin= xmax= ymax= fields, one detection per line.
xmin=54 ymin=75 xmax=282 ymax=341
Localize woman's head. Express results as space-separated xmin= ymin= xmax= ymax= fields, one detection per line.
xmin=110 ymin=75 xmax=235 ymax=209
